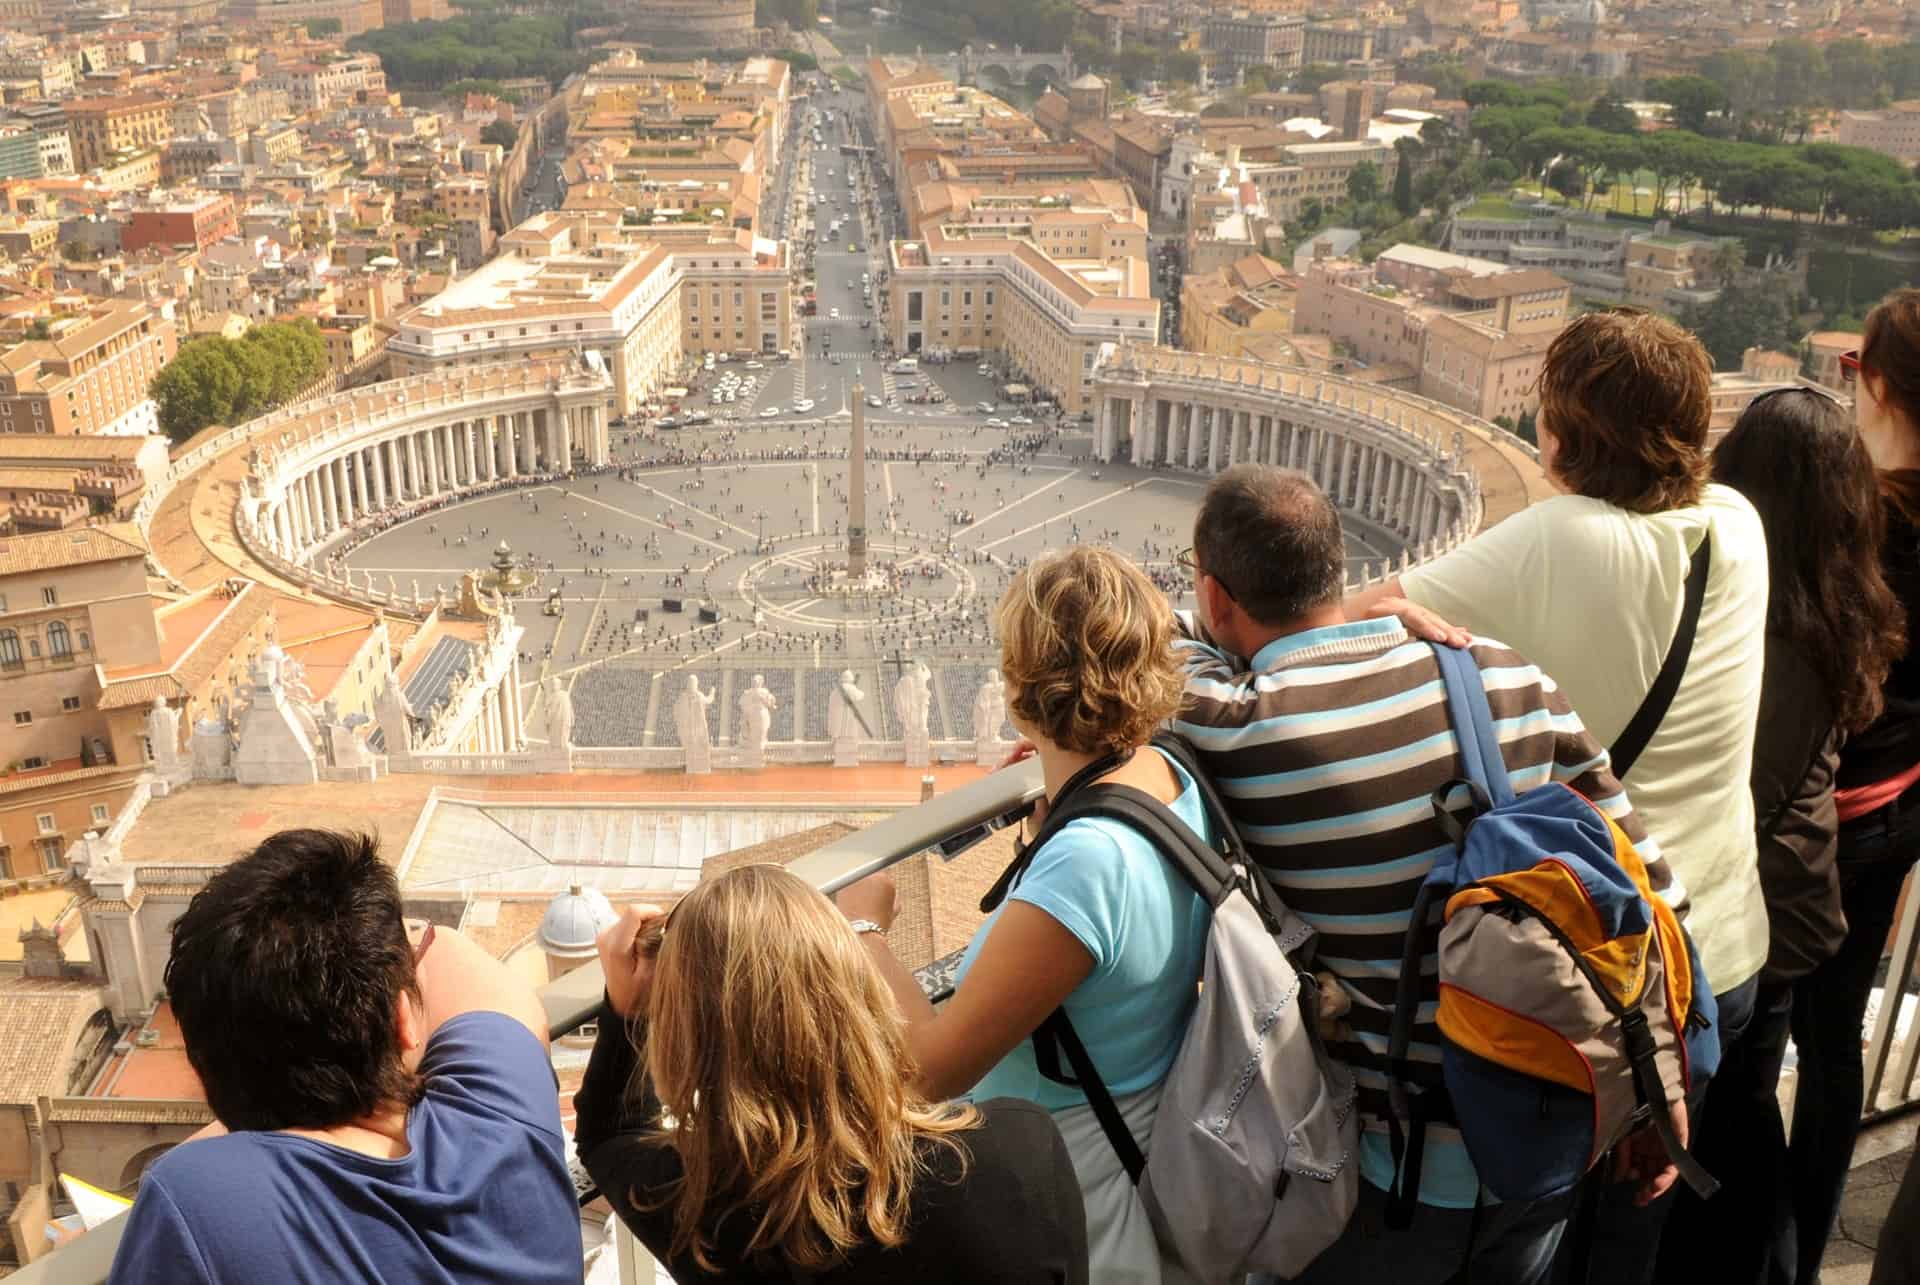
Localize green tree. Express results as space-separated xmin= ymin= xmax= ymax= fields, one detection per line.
xmin=480 ymin=118 xmax=519 ymax=148
xmin=306 ymin=16 xmax=342 ymax=35
xmin=1393 ymin=144 xmax=1416 ymax=216
xmin=1346 ymin=161 xmax=1381 ymax=206
xmin=1678 ymin=276 xmax=1798 ymax=369
xmin=149 ymin=322 xmax=331 ymax=444
xmin=24 ymin=318 xmax=49 ymax=340
xmin=1515 ymin=408 xmax=1538 ymax=445
xmin=1648 ymin=75 xmax=1729 ymax=135
xmin=1586 ymin=95 xmax=1638 ymax=134
xmin=1291 ymin=63 xmax=1344 ymax=95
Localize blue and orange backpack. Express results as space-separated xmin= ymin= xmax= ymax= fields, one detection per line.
xmin=1383 ymin=641 xmax=1723 ymax=1216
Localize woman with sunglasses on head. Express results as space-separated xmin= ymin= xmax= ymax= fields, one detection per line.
xmin=1651 ymin=387 xmax=1906 ymax=1284
xmin=573 ymin=867 xmax=1090 ymax=1284
xmin=1772 ymin=288 xmax=1920 ymax=1285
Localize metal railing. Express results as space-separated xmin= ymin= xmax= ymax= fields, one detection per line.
xmin=10 ymin=762 xmax=1042 ymax=1284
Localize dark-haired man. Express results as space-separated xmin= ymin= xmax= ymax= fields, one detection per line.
xmin=108 ymin=829 xmax=581 ymax=1284
xmin=1171 ymin=465 xmax=1675 ymax=1284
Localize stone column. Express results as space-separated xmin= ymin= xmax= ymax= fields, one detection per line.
xmin=1291 ymin=423 xmax=1308 ymax=471
xmin=305 ymin=472 xmax=326 ymax=537
xmin=273 ymin=503 xmax=291 ymax=553
xmin=557 ymin=406 xmax=574 ymax=471
xmin=352 ymin=450 xmax=370 ymax=514
xmin=502 ymin=416 xmax=518 ymax=478
xmin=461 ymin=422 xmax=477 ymax=484
xmin=403 ymin=433 xmax=420 ymax=498
xmin=1096 ymin=397 xmax=1114 ymax=460
xmin=339 ymin=459 xmax=357 ymax=526
xmin=523 ymin=413 xmax=538 ymax=473
xmin=372 ymin=444 xmax=388 ymax=510
xmin=423 ymin=428 xmax=441 ymax=493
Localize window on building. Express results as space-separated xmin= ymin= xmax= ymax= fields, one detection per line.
xmin=91 ymin=802 xmax=110 ymax=825
xmin=46 ymin=620 xmax=70 ymax=660
xmin=61 ymin=696 xmax=79 ymax=712
xmin=0 ymin=630 xmax=18 ymax=669
xmin=40 ymin=586 xmax=55 ymax=606
xmin=38 ymin=836 xmax=62 ymax=870
xmin=35 ymin=813 xmax=55 ymax=834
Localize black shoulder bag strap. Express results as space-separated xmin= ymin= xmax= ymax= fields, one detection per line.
xmin=1609 ymin=537 xmax=1711 ymax=781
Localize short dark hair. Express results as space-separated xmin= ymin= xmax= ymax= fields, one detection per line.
xmin=166 ymin=830 xmax=422 ymax=1132
xmin=1193 ymin=465 xmax=1345 ymax=627
xmin=1537 ymin=310 xmax=1710 ymax=514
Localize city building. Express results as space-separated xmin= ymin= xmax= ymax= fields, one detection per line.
xmin=1836 ymin=101 xmax=1920 ymax=164
xmin=0 ymin=304 xmax=178 ymax=439
xmin=1448 ymin=200 xmax=1739 ymax=312
xmin=1180 ymin=253 xmax=1300 ymax=359
xmin=1302 ymin=20 xmax=1376 ymax=65
xmin=63 ymin=96 xmax=172 ymax=174
xmin=1202 ymin=11 xmax=1307 ymax=75
xmin=609 ymin=0 xmax=754 ymax=46
xmin=388 ymin=240 xmax=683 ymax=417
xmin=886 ymin=221 xmax=1159 ymax=414
xmin=120 ymin=196 xmax=238 ymax=255
xmin=1295 ymin=250 xmax=1571 ymax=422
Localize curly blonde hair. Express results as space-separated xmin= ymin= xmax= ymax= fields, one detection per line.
xmin=995 ymin=545 xmax=1186 ymax=756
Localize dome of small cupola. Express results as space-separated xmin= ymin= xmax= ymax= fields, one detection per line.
xmin=539 ymin=884 xmax=616 ymax=958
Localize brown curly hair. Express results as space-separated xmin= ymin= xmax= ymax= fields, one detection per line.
xmin=995 ymin=546 xmax=1186 ymax=756
xmin=1538 ymin=310 xmax=1711 ymax=514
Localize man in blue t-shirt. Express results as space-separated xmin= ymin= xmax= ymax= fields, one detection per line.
xmin=106 ymin=829 xmax=582 ymax=1284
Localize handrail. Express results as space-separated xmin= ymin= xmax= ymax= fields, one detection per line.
xmin=11 ymin=762 xmax=1043 ymax=1284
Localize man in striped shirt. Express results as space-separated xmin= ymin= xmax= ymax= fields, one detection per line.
xmin=1172 ymin=465 xmax=1680 ymax=1285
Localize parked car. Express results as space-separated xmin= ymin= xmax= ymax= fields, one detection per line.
xmin=759 ymin=407 xmax=781 ymax=418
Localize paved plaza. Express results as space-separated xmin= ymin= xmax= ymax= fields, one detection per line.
xmin=338 ymin=419 xmax=1404 ymax=748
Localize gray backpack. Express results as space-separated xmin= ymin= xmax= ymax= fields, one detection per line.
xmin=981 ymin=732 xmax=1360 ymax=1281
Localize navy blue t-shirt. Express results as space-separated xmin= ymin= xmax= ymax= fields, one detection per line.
xmin=107 ymin=1011 xmax=582 ymax=1285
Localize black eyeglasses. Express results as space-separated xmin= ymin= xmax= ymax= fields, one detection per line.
xmin=1177 ymin=547 xmax=1236 ymax=601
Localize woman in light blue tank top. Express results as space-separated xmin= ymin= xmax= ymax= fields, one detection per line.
xmin=837 ymin=545 xmax=1211 ymax=1285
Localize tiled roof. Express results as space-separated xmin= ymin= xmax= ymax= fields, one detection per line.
xmin=0 ymin=983 xmax=106 ymax=1105
xmin=47 ymin=1100 xmax=212 ymax=1125
xmin=0 ymin=523 xmax=146 ymax=577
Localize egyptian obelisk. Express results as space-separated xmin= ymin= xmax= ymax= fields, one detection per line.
xmin=848 ymin=373 xmax=868 ymax=577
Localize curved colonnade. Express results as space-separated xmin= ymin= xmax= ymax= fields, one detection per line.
xmin=229 ymin=360 xmax=614 ymax=613
xmin=1092 ymin=344 xmax=1517 ymax=579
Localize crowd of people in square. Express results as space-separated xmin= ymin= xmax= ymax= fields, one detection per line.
xmin=104 ymin=290 xmax=1920 ymax=1285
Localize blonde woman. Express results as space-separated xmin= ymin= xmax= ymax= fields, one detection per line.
xmin=836 ymin=546 xmax=1210 ymax=1285
xmin=574 ymin=865 xmax=1089 ymax=1284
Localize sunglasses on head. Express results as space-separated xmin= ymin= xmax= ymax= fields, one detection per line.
xmin=1840 ymin=349 xmax=1862 ymax=383
xmin=1745 ymin=384 xmax=1846 ymax=413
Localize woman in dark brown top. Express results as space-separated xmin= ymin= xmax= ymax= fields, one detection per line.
xmin=1654 ymin=381 xmax=1906 ymax=1284
xmin=573 ymin=864 xmax=1089 ymax=1285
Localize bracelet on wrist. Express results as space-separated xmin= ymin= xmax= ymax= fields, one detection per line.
xmin=847 ymin=918 xmax=888 ymax=938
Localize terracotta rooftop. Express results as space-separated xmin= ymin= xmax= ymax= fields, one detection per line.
xmin=0 ymin=523 xmax=146 ymax=578
xmin=0 ymin=979 xmax=107 ymax=1106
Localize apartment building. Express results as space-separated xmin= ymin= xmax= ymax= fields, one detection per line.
xmin=0 ymin=526 xmax=160 ymax=878
xmin=1202 ymin=12 xmax=1307 ymax=74
xmin=63 ymin=96 xmax=171 ymax=173
xmin=0 ymin=216 xmax=56 ymax=260
xmin=1180 ymin=253 xmax=1300 ymax=358
xmin=120 ymin=196 xmax=238 ymax=255
xmin=1302 ymin=20 xmax=1376 ymax=64
xmin=1448 ymin=200 xmax=1736 ymax=311
xmin=1836 ymin=101 xmax=1920 ymax=164
xmin=887 ymin=222 xmax=1159 ymax=414
xmin=1296 ymin=251 xmax=1571 ymax=422
xmin=0 ymin=304 xmax=178 ymax=439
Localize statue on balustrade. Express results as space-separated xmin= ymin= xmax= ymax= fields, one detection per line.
xmin=146 ymin=697 xmax=183 ymax=769
xmin=973 ymin=670 xmax=1009 ymax=747
xmin=674 ymin=673 xmax=714 ymax=755
xmin=894 ymin=661 xmax=931 ymax=742
xmin=543 ymin=672 xmax=575 ymax=749
xmin=828 ymin=670 xmax=868 ymax=767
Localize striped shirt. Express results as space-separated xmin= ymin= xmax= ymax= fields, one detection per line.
xmin=1172 ymin=614 xmax=1669 ymax=1206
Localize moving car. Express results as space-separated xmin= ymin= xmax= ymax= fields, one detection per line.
xmin=866 ymin=395 xmax=883 ymax=407
xmin=1011 ymin=416 xmax=1034 ymax=425
xmin=759 ymin=407 xmax=781 ymax=418
xmin=793 ymin=398 xmax=815 ymax=412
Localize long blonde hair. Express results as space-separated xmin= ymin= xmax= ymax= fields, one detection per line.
xmin=638 ymin=864 xmax=978 ymax=1273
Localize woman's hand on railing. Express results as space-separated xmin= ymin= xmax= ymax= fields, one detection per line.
xmin=596 ymin=904 xmax=668 ymax=1020
xmin=835 ymin=871 xmax=900 ymax=933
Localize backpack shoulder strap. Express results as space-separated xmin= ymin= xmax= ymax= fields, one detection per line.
xmin=1021 ymin=780 xmax=1233 ymax=1188
xmin=1609 ymin=536 xmax=1711 ymax=782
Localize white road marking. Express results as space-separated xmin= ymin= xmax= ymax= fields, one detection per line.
xmin=979 ymin=479 xmax=1144 ymax=551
